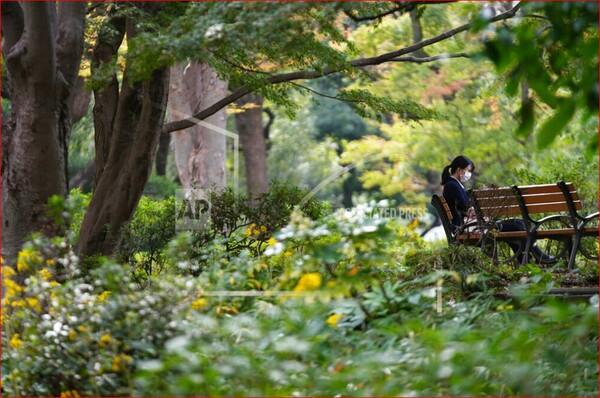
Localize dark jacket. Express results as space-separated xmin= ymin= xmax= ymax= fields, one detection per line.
xmin=443 ymin=177 xmax=469 ymax=228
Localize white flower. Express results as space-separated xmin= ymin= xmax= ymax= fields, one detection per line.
xmin=53 ymin=322 xmax=63 ymax=333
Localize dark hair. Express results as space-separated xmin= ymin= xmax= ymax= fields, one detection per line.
xmin=441 ymin=155 xmax=475 ymax=185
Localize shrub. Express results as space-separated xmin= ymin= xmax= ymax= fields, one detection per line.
xmin=2 ymin=192 xmax=597 ymax=396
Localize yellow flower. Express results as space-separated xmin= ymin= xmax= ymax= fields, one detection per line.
xmin=327 ymin=313 xmax=345 ymax=327
xmin=45 ymin=259 xmax=55 ymax=266
xmin=60 ymin=390 xmax=80 ymax=397
xmin=246 ymin=223 xmax=256 ymax=237
xmin=16 ymin=249 xmax=43 ymax=272
xmin=78 ymin=325 xmax=88 ymax=333
xmin=10 ymin=333 xmax=23 ymax=349
xmin=3 ymin=278 xmax=24 ymax=299
xmin=99 ymin=333 xmax=113 ymax=348
xmin=283 ymin=250 xmax=292 ymax=257
xmin=267 ymin=237 xmax=277 ymax=246
xmin=97 ymin=291 xmax=110 ymax=302
xmin=10 ymin=299 xmax=26 ymax=308
xmin=112 ymin=353 xmax=133 ymax=372
xmin=38 ymin=268 xmax=53 ymax=281
xmin=260 ymin=225 xmax=267 ymax=233
xmin=16 ymin=258 xmax=29 ymax=272
xmin=68 ymin=329 xmax=77 ymax=341
xmin=2 ymin=266 xmax=16 ymax=278
xmin=26 ymin=297 xmax=42 ymax=312
xmin=293 ymin=273 xmax=322 ymax=292
xmin=191 ymin=298 xmax=209 ymax=311
xmin=408 ymin=218 xmax=419 ymax=230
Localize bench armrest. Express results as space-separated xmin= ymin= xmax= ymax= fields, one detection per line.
xmin=530 ymin=214 xmax=572 ymax=232
xmin=583 ymin=211 xmax=599 ymax=222
xmin=454 ymin=219 xmax=480 ymax=236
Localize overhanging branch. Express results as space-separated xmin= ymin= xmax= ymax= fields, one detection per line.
xmin=162 ymin=2 xmax=522 ymax=135
xmin=344 ymin=3 xmax=414 ymax=22
xmin=390 ymin=53 xmax=471 ymax=63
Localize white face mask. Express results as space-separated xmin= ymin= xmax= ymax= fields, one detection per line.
xmin=460 ymin=171 xmax=472 ymax=182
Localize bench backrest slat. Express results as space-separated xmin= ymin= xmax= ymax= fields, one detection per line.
xmin=515 ymin=182 xmax=582 ymax=213
xmin=470 ymin=187 xmax=519 ymax=218
xmin=476 ymin=205 xmax=522 ymax=217
xmin=517 ymin=183 xmax=572 ymax=195
xmin=431 ymin=194 xmax=455 ymax=245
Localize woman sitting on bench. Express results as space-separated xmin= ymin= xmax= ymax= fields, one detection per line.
xmin=441 ymin=155 xmax=551 ymax=262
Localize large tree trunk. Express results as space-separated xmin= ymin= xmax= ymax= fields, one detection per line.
xmin=168 ymin=62 xmax=227 ymax=191
xmin=235 ymin=94 xmax=269 ymax=197
xmin=78 ymin=17 xmax=169 ymax=257
xmin=1 ymin=2 xmax=85 ymax=264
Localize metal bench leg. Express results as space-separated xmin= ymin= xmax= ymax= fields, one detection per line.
xmin=568 ymin=232 xmax=581 ymax=270
xmin=521 ymin=237 xmax=533 ymax=266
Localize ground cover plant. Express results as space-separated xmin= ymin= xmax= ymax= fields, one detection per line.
xmin=2 ymin=194 xmax=598 ymax=396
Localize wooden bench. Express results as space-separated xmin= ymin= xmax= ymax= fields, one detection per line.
xmin=433 ymin=182 xmax=598 ymax=268
xmin=471 ymin=182 xmax=597 ymax=268
xmin=471 ymin=184 xmax=574 ymax=266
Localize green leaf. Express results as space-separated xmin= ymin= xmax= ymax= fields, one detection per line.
xmin=516 ymin=99 xmax=535 ymax=138
xmin=505 ymin=68 xmax=521 ymax=97
xmin=536 ymin=101 xmax=575 ymax=149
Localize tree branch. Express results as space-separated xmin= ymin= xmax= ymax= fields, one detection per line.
xmin=343 ymin=3 xmax=414 ymax=22
xmin=162 ymin=3 xmax=522 ymax=135
xmin=390 ymin=52 xmax=471 ymax=63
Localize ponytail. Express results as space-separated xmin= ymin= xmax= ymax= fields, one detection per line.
xmin=441 ymin=165 xmax=452 ymax=185
xmin=440 ymin=155 xmax=475 ymax=185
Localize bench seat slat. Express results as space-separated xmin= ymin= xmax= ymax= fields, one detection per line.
xmin=535 ymin=228 xmax=576 ymax=237
xmin=582 ymin=226 xmax=598 ymax=234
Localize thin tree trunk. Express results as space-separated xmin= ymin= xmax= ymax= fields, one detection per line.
xmin=78 ymin=15 xmax=170 ymax=257
xmin=2 ymin=2 xmax=85 ymax=264
xmin=91 ymin=13 xmax=126 ymax=187
xmin=78 ymin=68 xmax=169 ymax=256
xmin=155 ymin=133 xmax=170 ymax=176
xmin=235 ymin=94 xmax=269 ymax=198
xmin=168 ymin=62 xmax=227 ymax=191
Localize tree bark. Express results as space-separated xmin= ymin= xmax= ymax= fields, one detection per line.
xmin=235 ymin=94 xmax=269 ymax=198
xmin=2 ymin=2 xmax=85 ymax=264
xmin=168 ymin=62 xmax=227 ymax=191
xmin=91 ymin=12 xmax=126 ymax=187
xmin=71 ymin=76 xmax=92 ymax=124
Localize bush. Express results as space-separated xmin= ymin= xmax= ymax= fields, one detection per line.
xmin=2 ymin=232 xmax=597 ymax=396
xmin=2 ymin=192 xmax=597 ymax=396
xmin=67 ymin=182 xmax=328 ymax=286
